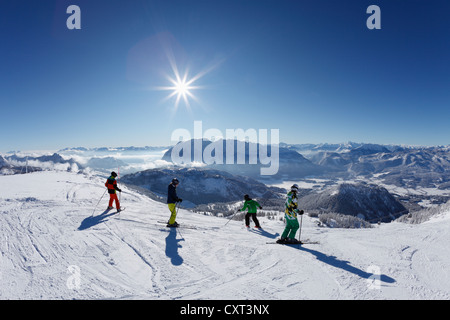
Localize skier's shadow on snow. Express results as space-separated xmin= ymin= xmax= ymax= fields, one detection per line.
xmin=165 ymin=228 xmax=184 ymax=266
xmin=78 ymin=209 xmax=117 ymax=231
xmin=298 ymin=246 xmax=396 ymax=284
xmin=249 ymin=228 xmax=279 ymax=239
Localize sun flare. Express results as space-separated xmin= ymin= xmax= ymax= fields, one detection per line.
xmin=171 ymin=74 xmax=195 ymax=103
xmin=154 ymin=54 xmax=224 ymax=113
xmin=156 ymin=70 xmax=200 ymax=111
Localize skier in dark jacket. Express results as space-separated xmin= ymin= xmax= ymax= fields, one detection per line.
xmin=105 ymin=171 xmax=122 ymax=211
xmin=167 ymin=178 xmax=182 ymax=227
xmin=238 ymin=194 xmax=262 ymax=228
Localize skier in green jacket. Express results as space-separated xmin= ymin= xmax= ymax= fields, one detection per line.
xmin=277 ymin=184 xmax=304 ymax=244
xmin=238 ymin=194 xmax=262 ymax=228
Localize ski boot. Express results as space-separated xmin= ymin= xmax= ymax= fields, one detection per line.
xmin=167 ymin=221 xmax=180 ymax=228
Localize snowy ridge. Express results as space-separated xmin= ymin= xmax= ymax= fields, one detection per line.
xmin=0 ymin=171 xmax=449 ymax=299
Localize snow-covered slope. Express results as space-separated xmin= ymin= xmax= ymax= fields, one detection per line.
xmin=1 ymin=171 xmax=449 ymax=299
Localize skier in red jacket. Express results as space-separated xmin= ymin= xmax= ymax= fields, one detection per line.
xmin=105 ymin=171 xmax=122 ymax=211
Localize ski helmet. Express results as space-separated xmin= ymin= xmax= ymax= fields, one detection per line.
xmin=172 ymin=178 xmax=179 ymax=185
xmin=111 ymin=171 xmax=117 ymax=177
xmin=291 ymin=184 xmax=299 ymax=192
xmin=244 ymin=194 xmax=251 ymax=201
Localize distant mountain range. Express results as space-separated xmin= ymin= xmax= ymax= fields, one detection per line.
xmin=161 ymin=140 xmax=450 ymax=190
xmin=3 ymin=141 xmax=450 ymax=194
xmin=2 ymin=141 xmax=449 ymax=223
xmin=294 ymin=143 xmax=450 ymax=190
xmin=0 ymin=153 xmax=69 ymax=174
xmin=58 ymin=146 xmax=168 ymax=153
xmin=6 ymin=153 xmax=78 ymax=165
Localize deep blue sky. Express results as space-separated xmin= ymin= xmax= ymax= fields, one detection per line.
xmin=1 ymin=0 xmax=449 ymax=151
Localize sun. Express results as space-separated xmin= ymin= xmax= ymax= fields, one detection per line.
xmin=154 ymin=54 xmax=224 ymax=112
xmin=175 ymin=78 xmax=189 ymax=95
xmin=171 ymin=73 xmax=196 ymax=105
xmin=157 ymin=70 xmax=200 ymax=111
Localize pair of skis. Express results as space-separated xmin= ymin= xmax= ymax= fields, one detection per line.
xmin=157 ymin=220 xmax=198 ymax=230
xmin=157 ymin=221 xmax=220 ymax=231
xmin=266 ymin=239 xmax=320 ymax=245
xmin=105 ymin=207 xmax=125 ymax=215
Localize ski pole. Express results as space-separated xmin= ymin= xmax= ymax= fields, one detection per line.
xmin=298 ymin=212 xmax=303 ymax=243
xmin=176 ymin=201 xmax=181 ymax=215
xmin=117 ymin=191 xmax=122 ymax=219
xmin=174 ymin=202 xmax=185 ymax=239
xmin=92 ymin=189 xmax=107 ymax=216
xmin=171 ymin=201 xmax=181 ymax=223
xmin=118 ymin=166 xmax=121 ymax=209
xmin=223 ymin=210 xmax=240 ymax=227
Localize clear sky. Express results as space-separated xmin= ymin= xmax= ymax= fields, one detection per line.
xmin=1 ymin=0 xmax=449 ymax=152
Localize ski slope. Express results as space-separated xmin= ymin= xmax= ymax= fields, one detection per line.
xmin=0 ymin=171 xmax=449 ymax=299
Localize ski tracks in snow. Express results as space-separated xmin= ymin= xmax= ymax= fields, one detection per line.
xmin=2 ymin=171 xmax=450 ymax=299
xmin=0 ymin=172 xmax=362 ymax=299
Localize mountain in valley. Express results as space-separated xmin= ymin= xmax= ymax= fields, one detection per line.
xmin=300 ymin=183 xmax=407 ymax=222
xmin=161 ymin=139 xmax=325 ymax=180
xmin=121 ymin=167 xmax=284 ymax=205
